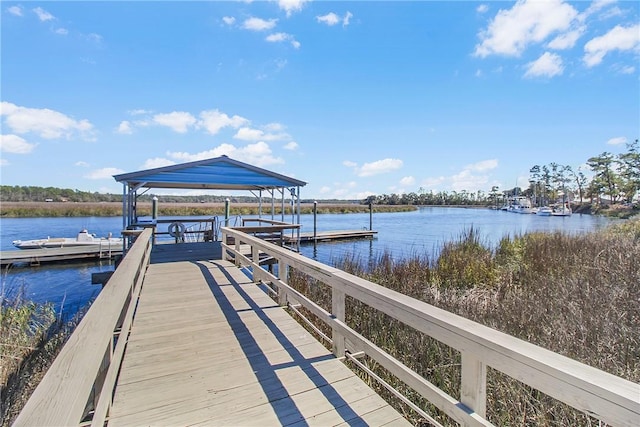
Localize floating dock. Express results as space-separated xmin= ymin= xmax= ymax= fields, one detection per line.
xmin=0 ymin=229 xmax=375 ymax=267
xmin=292 ymin=230 xmax=378 ymax=244
xmin=0 ymin=244 xmax=123 ymax=267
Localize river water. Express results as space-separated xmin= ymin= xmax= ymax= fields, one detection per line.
xmin=0 ymin=208 xmax=615 ymax=317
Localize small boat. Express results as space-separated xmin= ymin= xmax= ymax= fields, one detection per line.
xmin=536 ymin=206 xmax=553 ymax=216
xmin=507 ymin=196 xmax=534 ymax=214
xmin=12 ymin=229 xmax=123 ymax=250
xmin=552 ymin=204 xmax=572 ymax=216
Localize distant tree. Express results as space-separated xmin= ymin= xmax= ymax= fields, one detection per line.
xmin=489 ymin=185 xmax=501 ymax=209
xmin=587 ymin=152 xmax=620 ymax=204
xmin=568 ymin=167 xmax=589 ymax=204
xmin=618 ymin=139 xmax=640 ymax=202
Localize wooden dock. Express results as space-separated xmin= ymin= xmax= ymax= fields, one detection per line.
xmin=0 ymin=244 xmax=123 ymax=267
xmin=293 ymin=230 xmax=378 ymax=244
xmin=107 ymin=247 xmax=409 ymax=425
xmin=15 ymin=228 xmax=639 ymax=427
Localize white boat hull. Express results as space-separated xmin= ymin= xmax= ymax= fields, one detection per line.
xmin=12 ymin=230 xmax=123 ymax=250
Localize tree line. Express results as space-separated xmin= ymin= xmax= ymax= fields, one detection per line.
xmin=370 ymin=139 xmax=639 ymax=207
xmin=0 ymin=186 xmax=269 ymax=204
xmin=2 ymin=139 xmax=637 ymax=208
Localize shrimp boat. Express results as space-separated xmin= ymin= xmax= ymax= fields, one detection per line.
xmin=12 ymin=229 xmax=123 ymax=250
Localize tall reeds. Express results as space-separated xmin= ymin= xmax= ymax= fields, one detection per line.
xmin=0 ymin=276 xmax=82 ymax=426
xmin=287 ymin=217 xmax=640 ymax=425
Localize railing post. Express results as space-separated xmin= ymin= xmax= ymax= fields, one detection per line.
xmin=252 ymin=244 xmax=259 ymax=266
xmin=332 ymin=288 xmax=346 ymax=357
xmin=460 ymin=351 xmax=487 ymax=420
xmin=278 ymin=261 xmax=289 ymax=306
xmin=234 ymin=235 xmax=241 ymax=266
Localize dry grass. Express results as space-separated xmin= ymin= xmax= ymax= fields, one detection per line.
xmin=0 ymin=201 xmax=415 ymax=217
xmin=287 ymin=218 xmax=640 ymax=425
xmin=0 ymin=276 xmax=87 ymax=426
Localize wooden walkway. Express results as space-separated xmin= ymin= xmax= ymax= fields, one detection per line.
xmin=107 ymin=243 xmax=410 ymax=426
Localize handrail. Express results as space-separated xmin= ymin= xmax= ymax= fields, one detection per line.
xmin=221 ymin=226 xmax=640 ymax=427
xmin=14 ymin=228 xmax=154 ymax=426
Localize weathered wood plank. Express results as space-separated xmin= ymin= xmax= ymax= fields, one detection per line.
xmin=107 ymin=247 xmax=409 ymax=426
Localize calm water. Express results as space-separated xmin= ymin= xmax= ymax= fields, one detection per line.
xmin=0 ymin=208 xmax=615 ymax=316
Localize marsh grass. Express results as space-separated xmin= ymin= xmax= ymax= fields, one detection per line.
xmin=0 ymin=201 xmax=415 ymax=218
xmin=287 ymin=217 xmax=640 ymax=425
xmin=0 ymin=274 xmax=84 ymax=426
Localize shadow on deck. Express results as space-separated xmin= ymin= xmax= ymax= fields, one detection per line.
xmin=107 ymin=242 xmax=408 ymax=426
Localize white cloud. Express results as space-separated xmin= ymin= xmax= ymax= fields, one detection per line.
xmin=129 ymin=109 xmax=150 ymax=116
xmin=234 ymin=127 xmax=264 ymax=141
xmin=524 ymin=52 xmax=564 ymax=78
xmin=33 ymin=7 xmax=55 ymax=22
xmin=583 ymin=24 xmax=640 ymax=67
xmin=583 ymin=0 xmax=617 ymax=20
xmin=400 ymin=176 xmax=415 ymax=186
xmin=421 ymin=176 xmax=447 ymax=189
xmin=474 ymin=0 xmax=578 ymax=58
xmin=242 ymin=17 xmax=277 ymax=31
xmin=477 ymin=4 xmax=489 ymax=14
xmin=616 ymin=65 xmax=635 ymax=74
xmin=7 ymin=6 xmax=23 ymax=16
xmin=607 ymin=136 xmax=627 ymax=145
xmin=75 ymin=161 xmax=90 ymax=167
xmin=198 ymin=109 xmax=249 ymax=135
xmin=1 ymin=158 xmax=9 ymax=166
xmin=152 ymin=111 xmax=197 ymax=133
xmin=117 ymin=121 xmax=133 ymax=134
xmin=85 ymin=167 xmax=125 ymax=180
xmin=222 ymin=16 xmax=236 ymax=26
xmin=358 ymin=158 xmax=403 ymax=177
xmin=317 ymin=13 xmax=340 ymax=26
xmin=450 ymin=169 xmax=490 ymax=192
xmin=317 ymin=11 xmax=353 ymax=27
xmin=265 ymin=32 xmax=300 ymax=49
xmin=142 ymin=158 xmax=176 ymax=169
xmin=55 ymin=28 xmax=69 ymax=35
xmin=284 ymin=141 xmax=298 ymax=150
xmin=87 ymin=33 xmax=103 ymax=43
xmin=547 ymin=26 xmax=585 ymax=49
xmin=343 ymin=12 xmax=353 ymax=27
xmin=421 ymin=159 xmax=498 ymax=192
xmin=343 ymin=160 xmax=357 ymax=168
xmin=466 ymin=159 xmax=498 ymax=172
xmin=278 ymin=0 xmax=310 ymax=17
xmin=264 ymin=122 xmax=284 ymax=132
xmin=234 ymin=126 xmax=290 ymax=141
xmin=167 ymin=142 xmax=283 ymax=167
xmin=599 ymin=6 xmax=623 ymax=20
xmin=0 ymin=134 xmax=36 ymax=154
xmin=1 ymin=102 xmax=94 ymax=140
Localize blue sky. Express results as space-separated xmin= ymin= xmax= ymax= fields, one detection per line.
xmin=1 ymin=1 xmax=639 ymax=199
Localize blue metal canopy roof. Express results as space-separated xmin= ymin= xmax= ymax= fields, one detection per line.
xmin=113 ymin=156 xmax=306 ymax=191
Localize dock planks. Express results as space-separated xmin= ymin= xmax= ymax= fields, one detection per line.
xmin=0 ymin=244 xmax=123 ymax=266
xmin=294 ymin=230 xmax=378 ymax=244
xmin=107 ymin=244 xmax=409 ymax=426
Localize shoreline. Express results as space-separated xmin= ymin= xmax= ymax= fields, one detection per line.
xmin=0 ymin=201 xmax=637 ymax=219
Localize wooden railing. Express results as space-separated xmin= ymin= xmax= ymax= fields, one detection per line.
xmin=235 ymin=218 xmax=301 ymax=250
xmin=221 ymin=227 xmax=640 ymax=427
xmin=13 ymin=228 xmax=153 ymax=426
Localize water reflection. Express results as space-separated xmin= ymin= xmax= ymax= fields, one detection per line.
xmin=0 ymin=208 xmax=617 ymax=315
